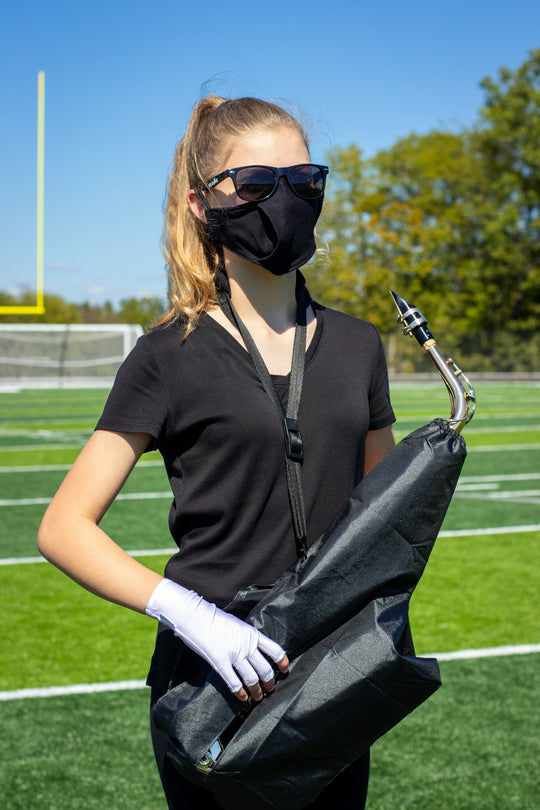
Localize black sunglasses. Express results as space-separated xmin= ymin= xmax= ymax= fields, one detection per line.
xmin=204 ymin=163 xmax=329 ymax=202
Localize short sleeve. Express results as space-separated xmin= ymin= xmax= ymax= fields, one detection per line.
xmin=368 ymin=326 xmax=395 ymax=431
xmin=95 ymin=334 xmax=170 ymax=451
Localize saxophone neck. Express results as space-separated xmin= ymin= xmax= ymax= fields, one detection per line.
xmin=390 ymin=291 xmax=476 ymax=433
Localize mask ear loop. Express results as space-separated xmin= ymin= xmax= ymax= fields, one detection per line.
xmin=195 ymin=186 xmax=227 ymax=294
xmin=195 ymin=188 xmax=211 ymax=210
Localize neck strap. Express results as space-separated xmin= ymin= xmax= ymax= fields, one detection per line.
xmin=219 ymin=286 xmax=309 ymax=559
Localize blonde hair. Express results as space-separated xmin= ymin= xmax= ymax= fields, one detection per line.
xmin=155 ymin=96 xmax=310 ymax=336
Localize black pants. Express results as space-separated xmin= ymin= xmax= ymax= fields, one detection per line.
xmin=150 ymin=687 xmax=370 ymax=810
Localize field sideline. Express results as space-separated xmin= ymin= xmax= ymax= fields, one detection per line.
xmin=0 ymin=380 xmax=539 ymax=808
xmin=2 ymin=642 xmax=539 ymax=703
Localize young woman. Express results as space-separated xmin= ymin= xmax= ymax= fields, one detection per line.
xmin=38 ymin=96 xmax=396 ymax=809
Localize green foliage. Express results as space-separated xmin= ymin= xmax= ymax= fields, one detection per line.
xmin=311 ymin=49 xmax=540 ymax=371
xmin=77 ymin=296 xmax=166 ymax=330
xmin=0 ymin=292 xmax=165 ymax=332
xmin=476 ymin=50 xmax=540 ymax=332
xmin=116 ymin=296 xmax=166 ymax=330
xmin=4 ymin=52 xmax=540 ymax=368
xmin=0 ymin=291 xmax=83 ymax=324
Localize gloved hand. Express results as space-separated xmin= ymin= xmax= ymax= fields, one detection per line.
xmin=145 ymin=578 xmax=287 ymax=697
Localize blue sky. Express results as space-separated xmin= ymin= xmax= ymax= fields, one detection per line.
xmin=1 ymin=0 xmax=539 ymax=306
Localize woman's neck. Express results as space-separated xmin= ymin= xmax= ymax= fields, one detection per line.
xmin=225 ymin=254 xmax=298 ymax=334
xmin=208 ymin=255 xmax=315 ymax=376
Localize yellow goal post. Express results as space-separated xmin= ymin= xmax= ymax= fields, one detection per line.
xmin=0 ymin=71 xmax=46 ymax=315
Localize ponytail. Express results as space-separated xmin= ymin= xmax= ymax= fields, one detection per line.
xmin=155 ymin=96 xmax=309 ymax=337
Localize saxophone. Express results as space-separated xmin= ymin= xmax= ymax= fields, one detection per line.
xmin=165 ymin=293 xmax=473 ymax=789
xmin=390 ymin=291 xmax=476 ymax=432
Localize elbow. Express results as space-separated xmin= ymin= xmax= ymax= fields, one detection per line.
xmin=37 ymin=503 xmax=70 ymax=562
xmin=37 ymin=508 xmax=56 ymax=560
xmin=37 ymin=501 xmax=97 ymax=566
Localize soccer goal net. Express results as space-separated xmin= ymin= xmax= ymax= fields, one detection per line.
xmin=0 ymin=324 xmax=143 ymax=390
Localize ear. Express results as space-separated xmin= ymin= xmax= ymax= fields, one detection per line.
xmin=187 ymin=189 xmax=208 ymax=224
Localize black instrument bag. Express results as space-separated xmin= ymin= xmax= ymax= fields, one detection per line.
xmin=153 ymin=419 xmax=466 ymax=809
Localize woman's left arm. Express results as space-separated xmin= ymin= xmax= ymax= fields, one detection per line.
xmin=364 ymin=425 xmax=396 ymax=476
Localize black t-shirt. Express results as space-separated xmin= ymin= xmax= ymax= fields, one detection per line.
xmin=96 ymin=302 xmax=395 ymax=610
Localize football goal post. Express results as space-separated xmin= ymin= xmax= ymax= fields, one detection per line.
xmin=0 ymin=72 xmax=46 ymax=316
xmin=0 ymin=323 xmax=143 ymax=390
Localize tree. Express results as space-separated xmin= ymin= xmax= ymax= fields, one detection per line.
xmin=0 ymin=291 xmax=82 ymax=324
xmin=475 ymin=48 xmax=540 ymax=331
xmin=0 ymin=291 xmax=165 ymax=332
xmin=312 ymin=132 xmax=485 ymax=339
xmin=311 ymin=50 xmax=540 ymax=370
xmin=309 ymin=145 xmax=376 ymax=319
xmin=117 ymin=297 xmax=165 ymax=331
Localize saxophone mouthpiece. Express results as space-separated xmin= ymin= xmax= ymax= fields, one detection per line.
xmin=390 ymin=291 xmax=434 ymax=347
xmin=390 ymin=290 xmax=476 ymax=432
xmin=389 ymin=290 xmax=410 ymax=317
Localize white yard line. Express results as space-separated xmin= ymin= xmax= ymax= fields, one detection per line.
xmin=2 ymin=442 xmax=540 ymax=456
xmin=456 ymin=483 xmax=499 ymax=491
xmin=454 ymin=492 xmax=540 ymax=506
xmin=459 ymin=473 xmax=540 ymax=483
xmin=465 ymin=424 xmax=540 ymax=433
xmin=1 ymin=644 xmax=538 ymax=702
xmin=2 ymin=525 xmax=539 ymax=567
xmin=0 ymin=680 xmax=147 ymax=701
xmin=0 ymin=548 xmax=177 ymax=566
xmin=1 ymin=465 xmax=536 ymax=479
xmin=425 ymin=644 xmax=540 ymax=661
xmin=438 ymin=524 xmax=540 ymax=537
xmin=0 ymin=460 xmax=163 ymax=473
xmin=469 ymin=443 xmax=540 ymax=452
xmin=470 ymin=489 xmax=540 ymax=498
xmin=0 ymin=444 xmax=87 ymax=452
xmin=0 ymin=491 xmax=171 ymax=506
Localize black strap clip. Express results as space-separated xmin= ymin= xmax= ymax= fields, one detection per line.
xmin=295 ymin=535 xmax=308 ymax=560
xmin=284 ymin=417 xmax=304 ymax=462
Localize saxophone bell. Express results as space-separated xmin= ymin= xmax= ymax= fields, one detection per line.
xmin=390 ymin=291 xmax=476 ymax=433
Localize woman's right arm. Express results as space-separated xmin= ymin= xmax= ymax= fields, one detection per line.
xmin=37 ymin=429 xmax=288 ymax=699
xmin=37 ymin=429 xmax=163 ymax=613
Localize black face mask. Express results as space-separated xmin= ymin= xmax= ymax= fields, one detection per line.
xmin=203 ymin=179 xmax=323 ymax=276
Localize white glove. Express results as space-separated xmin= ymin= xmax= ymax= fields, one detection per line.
xmin=145 ymin=578 xmax=286 ymax=694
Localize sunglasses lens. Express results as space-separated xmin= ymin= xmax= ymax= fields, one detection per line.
xmin=289 ymin=165 xmax=326 ymax=198
xmin=235 ymin=166 xmax=277 ymax=201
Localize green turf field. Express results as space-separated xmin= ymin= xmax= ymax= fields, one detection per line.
xmin=1 ymin=380 xmax=539 ymax=808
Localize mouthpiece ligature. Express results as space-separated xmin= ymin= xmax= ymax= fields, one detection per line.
xmin=390 ymin=291 xmax=476 ymax=433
